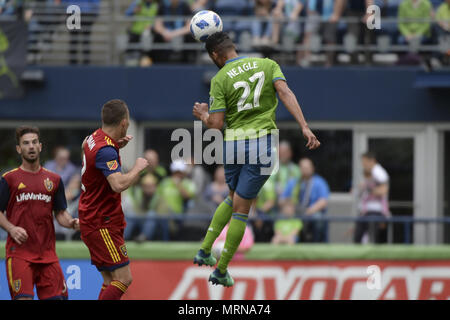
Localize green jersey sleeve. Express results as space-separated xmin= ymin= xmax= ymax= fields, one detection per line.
xmin=271 ymin=59 xmax=286 ymax=83
xmin=209 ymin=76 xmax=226 ymax=113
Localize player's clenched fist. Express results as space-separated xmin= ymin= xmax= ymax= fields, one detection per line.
xmin=135 ymin=157 xmax=149 ymax=172
xmin=71 ymin=218 xmax=80 ymax=231
xmin=192 ymin=102 xmax=209 ymax=121
xmin=9 ymin=226 xmax=28 ymax=245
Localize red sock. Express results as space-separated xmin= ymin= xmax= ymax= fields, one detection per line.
xmin=99 ymin=280 xmax=128 ymax=300
xmin=98 ymin=284 xmax=108 ymax=300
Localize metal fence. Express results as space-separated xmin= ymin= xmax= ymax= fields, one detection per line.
xmin=117 ymin=214 xmax=450 ymax=245
xmin=2 ymin=1 xmax=449 ymax=66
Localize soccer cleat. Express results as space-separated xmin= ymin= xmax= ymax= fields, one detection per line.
xmin=208 ymin=268 xmax=234 ymax=287
xmin=193 ymin=249 xmax=217 ymax=267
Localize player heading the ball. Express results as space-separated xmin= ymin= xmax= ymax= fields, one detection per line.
xmin=192 ymin=32 xmax=320 ymax=287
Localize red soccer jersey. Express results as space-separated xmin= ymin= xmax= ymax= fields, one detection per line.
xmin=78 ymin=129 xmax=125 ymax=233
xmin=0 ymin=167 xmax=67 ymax=263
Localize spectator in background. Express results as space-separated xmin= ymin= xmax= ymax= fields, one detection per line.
xmin=188 ymin=0 xmax=209 ymax=13
xmin=252 ymin=0 xmax=274 ymax=47
xmin=346 ymin=0 xmax=375 ymax=64
xmin=435 ymin=0 xmax=450 ymax=64
xmin=62 ymin=0 xmax=100 ymax=64
xmin=126 ymin=0 xmax=160 ymax=65
xmin=153 ymin=0 xmax=194 ymax=63
xmin=0 ymin=0 xmax=29 ymax=17
xmin=186 ymin=156 xmax=210 ymax=197
xmin=214 ymin=0 xmax=252 ymax=39
xmin=436 ymin=0 xmax=450 ymax=33
xmin=298 ymin=0 xmax=346 ymax=67
xmin=274 ymin=140 xmax=301 ymax=197
xmin=151 ymin=159 xmax=196 ymax=239
xmin=122 ymin=173 xmax=158 ymax=241
xmin=44 ymin=146 xmax=81 ymax=239
xmin=44 ymin=146 xmax=78 ymax=187
xmin=142 ymin=149 xmax=167 ymax=182
xmin=271 ymin=202 xmax=303 ymax=244
xmin=272 ymin=0 xmax=305 ymax=46
xmin=280 ymin=158 xmax=330 ymax=242
xmin=251 ymin=174 xmax=277 ymax=242
xmin=354 ymin=152 xmax=390 ymax=244
xmin=436 ymin=0 xmax=450 ymax=34
xmin=398 ymin=0 xmax=433 ymax=45
xmin=204 ymin=166 xmax=229 ymax=209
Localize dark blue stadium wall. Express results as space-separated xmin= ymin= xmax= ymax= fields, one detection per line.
xmin=0 ymin=66 xmax=449 ymax=122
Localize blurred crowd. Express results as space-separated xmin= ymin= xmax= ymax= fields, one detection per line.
xmin=1 ymin=0 xmax=449 ymax=66
xmin=0 ymin=139 xmax=391 ymax=249
xmin=119 ymin=141 xmax=334 ymax=245
xmin=125 ymin=0 xmax=450 ymax=66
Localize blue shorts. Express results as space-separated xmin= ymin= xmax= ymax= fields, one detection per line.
xmin=223 ymin=134 xmax=275 ymax=200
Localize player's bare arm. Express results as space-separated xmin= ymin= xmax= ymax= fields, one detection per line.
xmin=192 ymin=102 xmax=224 ymax=129
xmin=274 ymin=80 xmax=321 ymax=150
xmin=54 ymin=210 xmax=80 ymax=231
xmin=106 ymin=157 xmax=149 ymax=193
xmin=0 ymin=211 xmax=28 ymax=244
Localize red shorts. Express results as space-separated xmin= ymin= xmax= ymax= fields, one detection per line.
xmin=5 ymin=257 xmax=68 ymax=300
xmin=81 ymin=227 xmax=129 ymax=272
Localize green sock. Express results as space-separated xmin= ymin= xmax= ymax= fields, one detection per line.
xmin=217 ymin=213 xmax=248 ymax=273
xmin=200 ymin=197 xmax=233 ymax=254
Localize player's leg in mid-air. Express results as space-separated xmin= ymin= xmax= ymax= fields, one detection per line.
xmin=208 ymin=190 xmax=255 ymax=287
xmin=194 ymin=137 xmax=273 ymax=287
xmin=193 ymin=192 xmax=235 ymax=267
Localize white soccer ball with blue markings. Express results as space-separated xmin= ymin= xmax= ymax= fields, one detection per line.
xmin=190 ymin=10 xmax=223 ymax=42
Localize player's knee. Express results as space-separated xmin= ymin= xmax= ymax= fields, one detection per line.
xmin=119 ymin=274 xmax=133 ymax=287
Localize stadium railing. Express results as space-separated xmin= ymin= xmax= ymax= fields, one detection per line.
xmin=3 ymin=0 xmax=449 ymax=66
xmin=122 ymin=214 xmax=450 ymax=245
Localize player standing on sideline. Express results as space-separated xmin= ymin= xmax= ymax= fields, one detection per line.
xmin=192 ymin=32 xmax=320 ymax=287
xmin=78 ymin=99 xmax=149 ymax=300
xmin=0 ymin=126 xmax=80 ymax=300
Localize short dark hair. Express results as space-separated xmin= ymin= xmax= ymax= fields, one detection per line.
xmin=16 ymin=126 xmax=40 ymax=145
xmin=205 ymin=32 xmax=235 ymax=56
xmin=101 ymin=99 xmax=129 ymax=126
xmin=361 ymin=151 xmax=377 ymax=160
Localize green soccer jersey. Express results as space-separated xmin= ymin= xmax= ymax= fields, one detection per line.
xmin=209 ymin=56 xmax=286 ymax=141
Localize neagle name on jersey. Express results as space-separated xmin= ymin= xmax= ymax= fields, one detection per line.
xmin=226 ymin=61 xmax=258 ymax=79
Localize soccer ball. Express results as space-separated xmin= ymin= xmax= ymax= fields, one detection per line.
xmin=212 ymin=240 xmax=225 ymax=259
xmin=190 ymin=10 xmax=223 ymax=42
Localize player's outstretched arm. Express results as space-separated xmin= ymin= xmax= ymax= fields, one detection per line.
xmin=106 ymin=157 xmax=149 ymax=193
xmin=54 ymin=210 xmax=80 ymax=231
xmin=274 ymin=80 xmax=321 ymax=150
xmin=0 ymin=211 xmax=28 ymax=244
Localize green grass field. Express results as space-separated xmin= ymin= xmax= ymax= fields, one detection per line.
xmin=1 ymin=241 xmax=450 ymax=260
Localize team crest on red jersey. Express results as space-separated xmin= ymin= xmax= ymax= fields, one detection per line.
xmin=13 ymin=279 xmax=21 ymax=293
xmin=120 ymin=244 xmax=128 ymax=257
xmin=44 ymin=178 xmax=53 ymax=191
xmin=107 ymin=160 xmax=119 ymax=171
